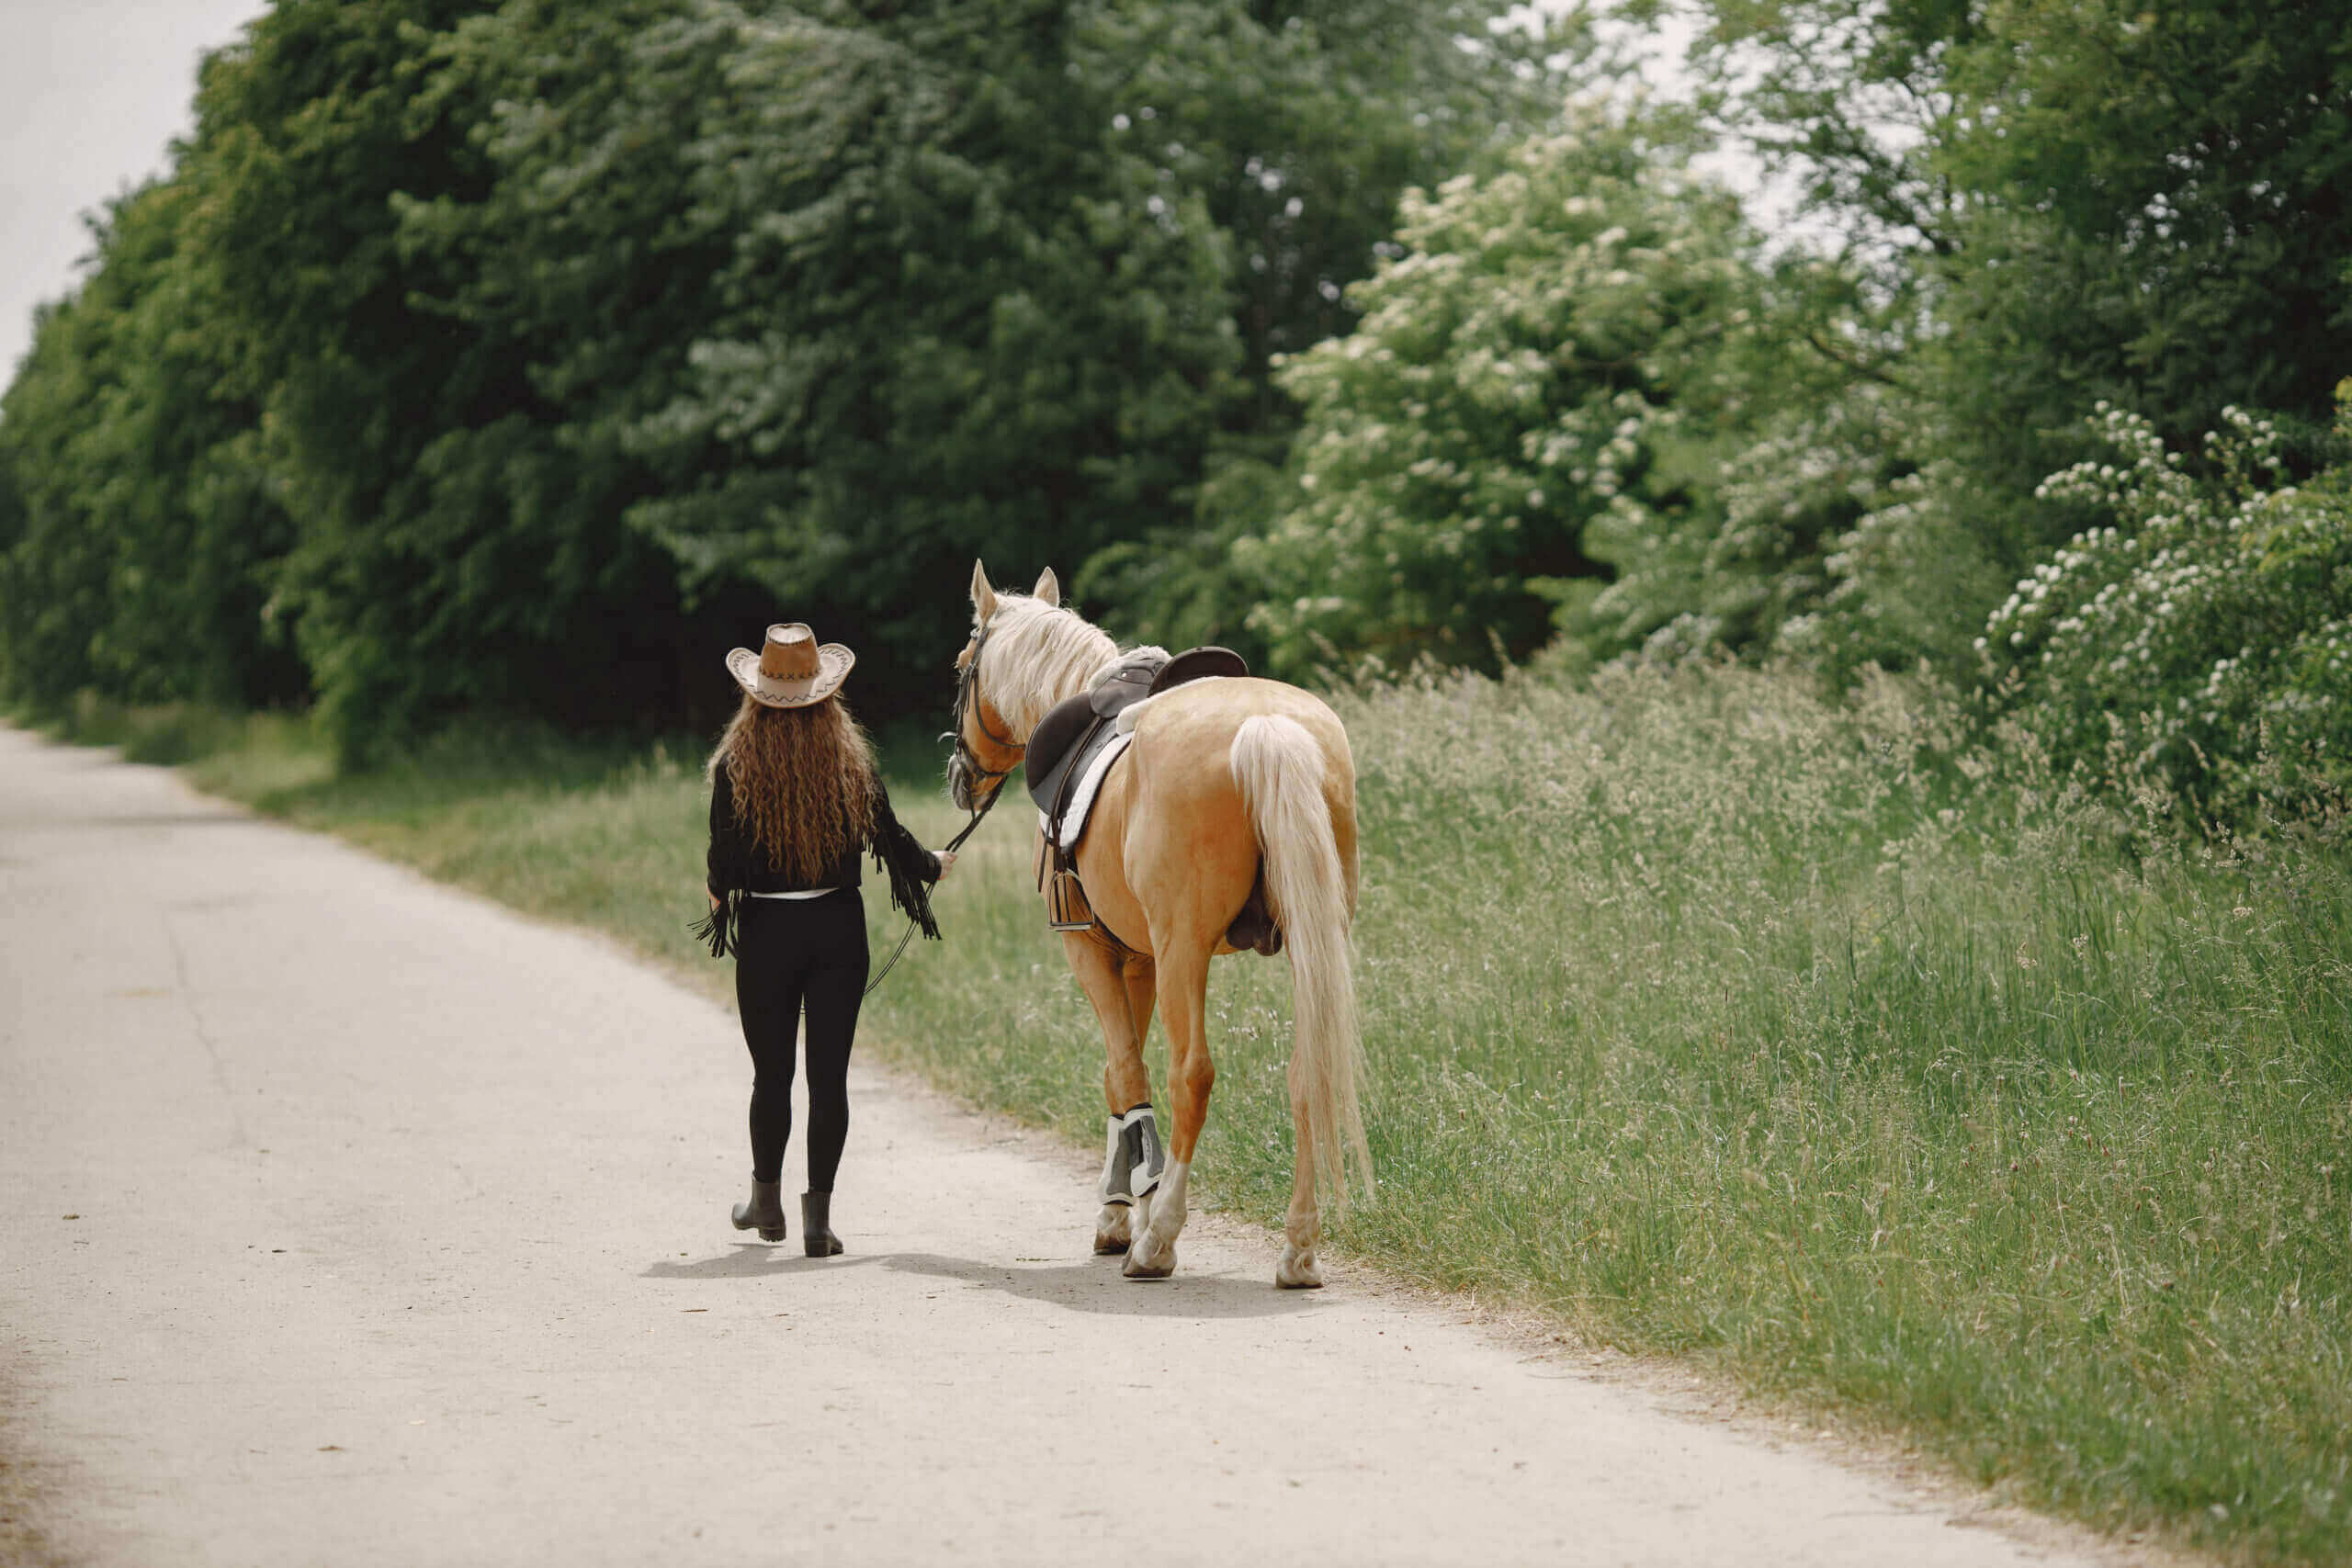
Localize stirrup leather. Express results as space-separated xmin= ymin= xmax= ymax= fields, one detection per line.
xmin=1097 ymin=1104 xmax=1166 ymax=1205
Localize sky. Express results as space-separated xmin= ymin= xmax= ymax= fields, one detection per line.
xmin=1 ymin=0 xmax=267 ymax=382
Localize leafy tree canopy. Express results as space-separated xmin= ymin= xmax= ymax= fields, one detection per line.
xmin=605 ymin=0 xmax=1570 ymax=701
xmin=0 ymin=180 xmax=300 ymax=714
xmin=1238 ymin=103 xmax=1802 ymax=675
xmin=0 ymin=0 xmax=1567 ymax=750
xmin=1693 ymin=0 xmax=2352 ymax=535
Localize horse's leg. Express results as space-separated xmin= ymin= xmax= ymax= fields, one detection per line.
xmin=1125 ymin=947 xmax=1209 ymax=1280
xmin=1102 ymin=957 xmax=1162 ymax=1251
xmin=1276 ymin=1066 xmax=1324 ymax=1288
xmin=1120 ymin=959 xmax=1159 ymax=1086
xmin=1062 ymin=931 xmax=1153 ymax=1255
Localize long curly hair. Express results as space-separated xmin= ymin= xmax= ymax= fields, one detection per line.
xmin=709 ymin=693 xmax=878 ymax=879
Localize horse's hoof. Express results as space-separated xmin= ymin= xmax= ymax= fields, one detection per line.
xmin=1094 ymin=1232 xmax=1131 ymax=1256
xmin=1275 ymin=1244 xmax=1323 ymax=1290
xmin=1093 ymin=1204 xmax=1133 ymax=1255
xmin=1123 ymin=1231 xmax=1177 ymax=1279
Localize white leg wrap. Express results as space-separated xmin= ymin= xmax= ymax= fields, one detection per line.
xmin=1095 ymin=1104 xmax=1165 ymax=1205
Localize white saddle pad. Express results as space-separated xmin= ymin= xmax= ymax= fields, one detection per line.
xmin=1037 ymin=731 xmax=1132 ymax=852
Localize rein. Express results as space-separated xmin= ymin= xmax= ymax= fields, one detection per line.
xmin=864 ymin=620 xmax=1020 ymax=998
xmin=859 ymin=781 xmax=1001 ymax=997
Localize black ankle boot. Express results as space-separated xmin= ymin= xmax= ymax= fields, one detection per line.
xmin=731 ymin=1179 xmax=786 ymax=1242
xmin=802 ymin=1191 xmax=842 ymax=1257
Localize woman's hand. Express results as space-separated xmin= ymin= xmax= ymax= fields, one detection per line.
xmin=933 ymin=849 xmax=957 ymax=880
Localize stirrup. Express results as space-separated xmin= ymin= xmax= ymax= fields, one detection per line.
xmin=1047 ymin=868 xmax=1095 ymax=932
xmin=1097 ymin=1104 xmax=1165 ymax=1205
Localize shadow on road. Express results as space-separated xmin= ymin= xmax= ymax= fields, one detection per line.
xmin=643 ymin=1245 xmax=881 ymax=1279
xmin=639 ymin=1247 xmax=1323 ymax=1319
xmin=879 ymin=1251 xmax=1323 ymax=1320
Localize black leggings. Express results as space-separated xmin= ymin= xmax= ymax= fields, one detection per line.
xmin=733 ymin=889 xmax=870 ymax=1190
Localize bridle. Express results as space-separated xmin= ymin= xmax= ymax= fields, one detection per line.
xmin=946 ymin=615 xmax=1024 ymax=808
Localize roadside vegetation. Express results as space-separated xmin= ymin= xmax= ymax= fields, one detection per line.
xmin=30 ymin=663 xmax=2351 ymax=1565
xmin=9 ymin=0 xmax=2350 ymax=756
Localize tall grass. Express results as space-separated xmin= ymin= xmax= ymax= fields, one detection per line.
xmin=35 ymin=670 xmax=2352 ymax=1562
xmin=872 ymin=664 xmax=2352 ymax=1564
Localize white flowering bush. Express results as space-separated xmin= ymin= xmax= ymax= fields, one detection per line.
xmin=1237 ymin=103 xmax=1766 ymax=676
xmin=1982 ymin=398 xmax=2352 ymax=819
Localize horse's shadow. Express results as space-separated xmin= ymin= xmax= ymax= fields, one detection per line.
xmin=884 ymin=1250 xmax=1322 ymax=1320
xmin=641 ymin=1246 xmax=1321 ymax=1319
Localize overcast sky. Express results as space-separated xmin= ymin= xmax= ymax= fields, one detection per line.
xmin=1 ymin=1 xmax=267 ymax=382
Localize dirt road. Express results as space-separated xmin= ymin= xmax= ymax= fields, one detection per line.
xmin=0 ymin=727 xmax=2136 ymax=1566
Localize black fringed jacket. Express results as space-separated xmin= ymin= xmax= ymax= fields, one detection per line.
xmin=695 ymin=765 xmax=941 ymax=958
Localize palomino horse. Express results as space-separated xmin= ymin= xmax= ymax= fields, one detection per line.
xmin=946 ymin=562 xmax=1371 ymax=1287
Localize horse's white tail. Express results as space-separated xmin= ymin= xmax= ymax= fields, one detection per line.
xmin=1229 ymin=715 xmax=1372 ymax=1212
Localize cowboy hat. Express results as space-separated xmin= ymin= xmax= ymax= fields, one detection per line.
xmin=725 ymin=623 xmax=854 ymax=708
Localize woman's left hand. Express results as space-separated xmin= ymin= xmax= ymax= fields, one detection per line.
xmin=933 ymin=849 xmax=957 ymax=880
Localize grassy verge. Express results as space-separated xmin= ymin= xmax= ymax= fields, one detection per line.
xmin=25 ymin=672 xmax=2351 ymax=1563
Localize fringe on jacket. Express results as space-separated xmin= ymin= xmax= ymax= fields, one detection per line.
xmin=690 ymin=888 xmax=744 ymax=960
xmin=872 ymin=810 xmax=941 ymax=942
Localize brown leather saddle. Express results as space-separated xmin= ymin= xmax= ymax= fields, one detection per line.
xmin=1023 ymin=646 xmax=1281 ymax=957
xmin=1024 ymin=646 xmax=1247 ymax=817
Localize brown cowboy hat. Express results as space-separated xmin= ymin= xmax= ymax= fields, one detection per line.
xmin=725 ymin=623 xmax=854 ymax=708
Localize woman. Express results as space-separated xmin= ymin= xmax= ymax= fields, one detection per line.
xmin=694 ymin=622 xmax=955 ymax=1256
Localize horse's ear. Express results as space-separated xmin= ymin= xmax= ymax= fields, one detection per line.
xmin=970 ymin=560 xmax=999 ymax=623
xmin=1032 ymin=567 xmax=1060 ymax=608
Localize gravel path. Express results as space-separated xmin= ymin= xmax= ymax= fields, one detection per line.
xmin=0 ymin=726 xmax=2148 ymax=1566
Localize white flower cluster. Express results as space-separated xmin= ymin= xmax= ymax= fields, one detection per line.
xmin=1982 ymin=403 xmax=2352 ymax=816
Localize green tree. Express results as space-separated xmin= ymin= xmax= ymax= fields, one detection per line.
xmin=616 ymin=0 xmax=1567 ymax=693
xmin=1238 ymin=105 xmax=1781 ymax=675
xmin=1695 ymin=0 xmax=2352 ymax=552
xmin=0 ymin=287 xmax=119 ymax=710
xmin=1072 ymin=0 xmax=1578 ymax=655
xmin=186 ymin=0 xmax=694 ymax=762
xmin=0 ymin=180 xmax=300 ymax=713
xmin=613 ymin=0 xmax=1242 ymax=709
xmin=4 ymin=0 xmax=1582 ymax=743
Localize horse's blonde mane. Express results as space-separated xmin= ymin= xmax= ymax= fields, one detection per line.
xmin=980 ymin=594 xmax=1162 ymax=738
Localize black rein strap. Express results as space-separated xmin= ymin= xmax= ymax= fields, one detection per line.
xmin=861 ymin=770 xmax=1002 ymax=997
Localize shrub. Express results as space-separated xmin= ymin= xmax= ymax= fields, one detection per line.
xmin=1982 ymin=397 xmax=2352 ymax=821
xmin=1239 ymin=103 xmax=1770 ymax=677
